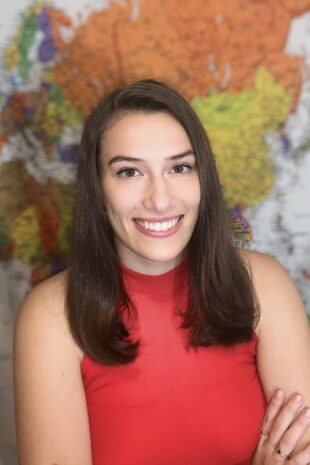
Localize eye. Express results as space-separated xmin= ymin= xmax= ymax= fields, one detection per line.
xmin=171 ymin=163 xmax=193 ymax=174
xmin=116 ymin=167 xmax=140 ymax=178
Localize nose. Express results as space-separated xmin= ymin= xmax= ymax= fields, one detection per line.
xmin=143 ymin=175 xmax=175 ymax=213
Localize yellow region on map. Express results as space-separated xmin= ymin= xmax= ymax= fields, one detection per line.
xmin=11 ymin=207 xmax=41 ymax=264
xmin=5 ymin=39 xmax=20 ymax=70
xmin=192 ymin=67 xmax=293 ymax=207
xmin=57 ymin=184 xmax=75 ymax=256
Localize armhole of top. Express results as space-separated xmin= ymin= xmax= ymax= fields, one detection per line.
xmin=80 ymin=352 xmax=89 ymax=377
xmin=252 ymin=329 xmax=259 ymax=347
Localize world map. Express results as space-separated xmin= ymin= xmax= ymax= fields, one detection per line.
xmin=1 ymin=0 xmax=310 ymax=315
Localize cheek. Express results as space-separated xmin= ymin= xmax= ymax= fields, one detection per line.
xmin=182 ymin=179 xmax=201 ymax=209
xmin=193 ymin=183 xmax=201 ymax=204
xmin=104 ymin=186 xmax=138 ymax=218
xmin=194 ymin=178 xmax=202 ymax=205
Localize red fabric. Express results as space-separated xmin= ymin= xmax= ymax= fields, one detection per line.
xmin=81 ymin=259 xmax=266 ymax=465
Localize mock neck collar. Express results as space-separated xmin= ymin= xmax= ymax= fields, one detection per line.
xmin=120 ymin=256 xmax=189 ymax=297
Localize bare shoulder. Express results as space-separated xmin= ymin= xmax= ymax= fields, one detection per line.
xmin=239 ymin=248 xmax=309 ymax=335
xmin=15 ymin=270 xmax=82 ymax=361
xmin=18 ymin=270 xmax=66 ymax=316
xmin=239 ymin=247 xmax=288 ymax=282
xmin=240 ymin=246 xmax=305 ymax=297
xmin=19 ymin=270 xmax=66 ymax=318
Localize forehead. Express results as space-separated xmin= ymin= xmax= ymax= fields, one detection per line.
xmin=100 ymin=112 xmax=192 ymax=159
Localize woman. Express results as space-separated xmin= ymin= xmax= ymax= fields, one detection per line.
xmin=14 ymin=80 xmax=310 ymax=464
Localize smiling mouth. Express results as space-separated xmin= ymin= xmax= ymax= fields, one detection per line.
xmin=133 ymin=215 xmax=183 ymax=232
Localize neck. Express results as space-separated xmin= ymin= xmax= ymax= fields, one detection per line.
xmin=117 ymin=245 xmax=187 ymax=276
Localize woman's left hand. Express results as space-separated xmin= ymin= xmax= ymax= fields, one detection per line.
xmin=252 ymin=389 xmax=310 ymax=464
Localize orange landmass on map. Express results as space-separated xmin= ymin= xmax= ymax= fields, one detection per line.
xmin=25 ymin=176 xmax=60 ymax=253
xmin=50 ymin=0 xmax=310 ymax=116
xmin=0 ymin=137 xmax=5 ymax=153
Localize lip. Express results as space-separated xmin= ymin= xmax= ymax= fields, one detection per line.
xmin=133 ymin=215 xmax=183 ymax=238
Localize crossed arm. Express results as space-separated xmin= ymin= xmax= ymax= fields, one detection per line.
xmin=244 ymin=250 xmax=310 ymax=463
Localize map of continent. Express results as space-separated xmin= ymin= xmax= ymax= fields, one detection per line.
xmin=1 ymin=0 xmax=310 ymax=313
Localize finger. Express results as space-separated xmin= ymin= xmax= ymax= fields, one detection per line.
xmin=257 ymin=389 xmax=285 ymax=447
xmin=289 ymin=441 xmax=310 ymax=465
xmin=267 ymin=393 xmax=304 ymax=449
xmin=276 ymin=408 xmax=310 ymax=462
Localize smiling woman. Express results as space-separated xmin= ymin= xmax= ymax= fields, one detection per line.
xmin=14 ymin=80 xmax=310 ymax=465
xmin=68 ymin=79 xmax=257 ymax=361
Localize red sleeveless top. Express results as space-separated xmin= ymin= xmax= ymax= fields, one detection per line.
xmin=81 ymin=259 xmax=266 ymax=465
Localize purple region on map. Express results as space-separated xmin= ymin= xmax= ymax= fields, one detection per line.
xmin=38 ymin=8 xmax=50 ymax=33
xmin=42 ymin=82 xmax=52 ymax=92
xmin=230 ymin=206 xmax=249 ymax=230
xmin=38 ymin=38 xmax=56 ymax=62
xmin=59 ymin=144 xmax=79 ymax=163
xmin=38 ymin=8 xmax=55 ymax=62
xmin=25 ymin=106 xmax=35 ymax=117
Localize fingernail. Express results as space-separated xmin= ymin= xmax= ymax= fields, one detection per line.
xmin=305 ymin=408 xmax=310 ymax=418
xmin=293 ymin=394 xmax=303 ymax=403
xmin=275 ymin=389 xmax=284 ymax=399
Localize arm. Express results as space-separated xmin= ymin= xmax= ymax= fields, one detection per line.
xmin=13 ymin=273 xmax=92 ymax=465
xmin=244 ymin=250 xmax=310 ymax=453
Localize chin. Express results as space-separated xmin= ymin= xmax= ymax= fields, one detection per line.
xmin=139 ymin=248 xmax=186 ymax=265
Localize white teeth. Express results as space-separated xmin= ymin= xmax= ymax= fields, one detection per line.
xmin=135 ymin=217 xmax=180 ymax=232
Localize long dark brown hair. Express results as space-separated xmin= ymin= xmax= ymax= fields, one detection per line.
xmin=66 ymin=79 xmax=258 ymax=365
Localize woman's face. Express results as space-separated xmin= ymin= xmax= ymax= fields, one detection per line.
xmin=100 ymin=111 xmax=201 ymax=275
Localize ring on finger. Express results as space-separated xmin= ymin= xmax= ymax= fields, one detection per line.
xmin=277 ymin=447 xmax=290 ymax=460
xmin=260 ymin=429 xmax=269 ymax=437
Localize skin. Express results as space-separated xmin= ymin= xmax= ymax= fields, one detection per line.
xmin=253 ymin=389 xmax=310 ymax=463
xmin=100 ymin=112 xmax=201 ymax=275
xmin=14 ymin=112 xmax=310 ymax=464
xmin=246 ymin=249 xmax=310 ymax=463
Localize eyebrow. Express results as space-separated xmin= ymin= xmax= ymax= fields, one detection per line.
xmin=108 ymin=149 xmax=195 ymax=166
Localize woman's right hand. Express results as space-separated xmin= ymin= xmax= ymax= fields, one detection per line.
xmin=252 ymin=390 xmax=310 ymax=464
